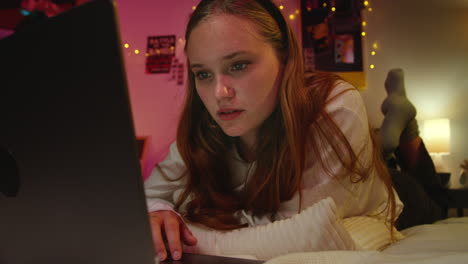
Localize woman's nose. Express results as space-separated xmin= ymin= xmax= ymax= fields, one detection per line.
xmin=214 ymin=77 xmax=235 ymax=100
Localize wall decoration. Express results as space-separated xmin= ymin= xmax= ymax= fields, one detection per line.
xmin=145 ymin=35 xmax=176 ymax=74
xmin=301 ymin=0 xmax=363 ymax=72
xmin=169 ymin=57 xmax=185 ymax=86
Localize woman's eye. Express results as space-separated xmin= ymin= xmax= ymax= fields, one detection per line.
xmin=195 ymin=71 xmax=211 ymax=80
xmin=231 ymin=62 xmax=248 ymax=72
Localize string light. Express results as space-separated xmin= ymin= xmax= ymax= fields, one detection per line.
xmin=125 ymin=2 xmax=383 ymax=72
xmin=365 ymin=2 xmax=378 ymax=70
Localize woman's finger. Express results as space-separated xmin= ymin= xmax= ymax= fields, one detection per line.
xmin=163 ymin=216 xmax=183 ymax=260
xmin=149 ymin=213 xmax=167 ymax=261
xmin=181 ymin=224 xmax=198 ymax=246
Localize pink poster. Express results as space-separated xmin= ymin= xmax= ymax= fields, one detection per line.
xmin=145 ymin=35 xmax=176 ymax=74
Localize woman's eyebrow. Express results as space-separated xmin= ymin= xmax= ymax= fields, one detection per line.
xmin=190 ymin=51 xmax=251 ymax=69
xmin=190 ymin=63 xmax=204 ymax=69
xmin=221 ymin=50 xmax=250 ymax=61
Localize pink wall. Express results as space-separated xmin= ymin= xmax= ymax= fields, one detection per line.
xmin=115 ymin=0 xmax=301 ymax=179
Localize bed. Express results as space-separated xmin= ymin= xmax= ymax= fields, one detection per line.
xmin=182 ymin=196 xmax=468 ymax=263
xmin=265 ymin=217 xmax=468 ymax=264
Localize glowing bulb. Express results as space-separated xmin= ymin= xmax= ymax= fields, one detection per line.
xmin=124 ymin=43 xmax=129 ymax=48
xmin=331 ymin=7 xmax=336 ymax=12
xmin=145 ymin=53 xmax=149 ymax=57
xmin=323 ymin=3 xmax=327 ymax=8
xmin=362 ymin=21 xmax=367 ymax=27
xmin=371 ymin=51 xmax=376 ymax=56
xmin=364 ymin=1 xmax=369 ymax=6
xmin=372 ymin=42 xmax=378 ymax=49
xmin=192 ymin=6 xmax=196 ymax=10
xmin=361 ymin=32 xmax=366 ymax=37
xmin=295 ymin=9 xmax=300 ymax=14
xmin=170 ymin=46 xmax=175 ymax=50
xmin=279 ymin=5 xmax=284 ymax=10
xmin=134 ymin=49 xmax=140 ymax=54
xmin=289 ymin=14 xmax=295 ymax=20
xmin=370 ymin=64 xmax=375 ymax=69
xmin=368 ymin=7 xmax=373 ymax=12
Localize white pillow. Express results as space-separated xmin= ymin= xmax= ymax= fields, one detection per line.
xmin=342 ymin=216 xmax=404 ymax=251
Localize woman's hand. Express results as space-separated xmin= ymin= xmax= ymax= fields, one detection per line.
xmin=149 ymin=210 xmax=198 ymax=261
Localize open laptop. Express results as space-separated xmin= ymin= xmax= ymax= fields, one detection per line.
xmin=0 ymin=1 xmax=156 ymax=263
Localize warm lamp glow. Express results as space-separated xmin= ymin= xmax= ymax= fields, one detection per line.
xmin=423 ymin=118 xmax=450 ymax=154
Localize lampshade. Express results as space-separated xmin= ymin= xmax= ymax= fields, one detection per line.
xmin=422 ymin=118 xmax=450 ymax=154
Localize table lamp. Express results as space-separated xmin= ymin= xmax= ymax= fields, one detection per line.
xmin=422 ymin=118 xmax=450 ymax=173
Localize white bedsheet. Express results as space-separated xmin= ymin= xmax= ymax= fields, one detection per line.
xmin=265 ymin=217 xmax=468 ymax=264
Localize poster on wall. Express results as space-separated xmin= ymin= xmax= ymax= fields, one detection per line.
xmin=145 ymin=35 xmax=176 ymax=74
xmin=301 ymin=0 xmax=363 ymax=72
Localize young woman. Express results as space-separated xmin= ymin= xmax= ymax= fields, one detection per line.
xmin=144 ymin=0 xmax=401 ymax=261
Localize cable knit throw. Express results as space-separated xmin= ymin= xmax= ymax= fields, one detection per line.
xmin=183 ymin=197 xmax=356 ymax=260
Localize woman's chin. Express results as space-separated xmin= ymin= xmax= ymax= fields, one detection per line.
xmin=219 ymin=126 xmax=244 ymax=138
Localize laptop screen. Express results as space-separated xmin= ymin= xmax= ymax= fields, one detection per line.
xmin=0 ymin=0 xmax=155 ymax=263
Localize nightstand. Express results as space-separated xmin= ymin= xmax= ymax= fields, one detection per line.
xmin=447 ymin=188 xmax=468 ymax=217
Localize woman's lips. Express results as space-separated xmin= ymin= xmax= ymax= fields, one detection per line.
xmin=217 ymin=109 xmax=244 ymax=121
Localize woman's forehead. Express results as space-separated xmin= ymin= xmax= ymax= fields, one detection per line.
xmin=186 ymin=14 xmax=269 ymax=61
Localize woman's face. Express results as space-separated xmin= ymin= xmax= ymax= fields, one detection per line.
xmin=187 ymin=14 xmax=283 ymax=146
